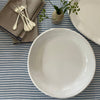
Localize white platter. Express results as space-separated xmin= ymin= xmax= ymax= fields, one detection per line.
xmin=70 ymin=0 xmax=100 ymax=45
xmin=28 ymin=28 xmax=95 ymax=98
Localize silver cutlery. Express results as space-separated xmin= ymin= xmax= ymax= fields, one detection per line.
xmin=10 ymin=3 xmax=35 ymax=32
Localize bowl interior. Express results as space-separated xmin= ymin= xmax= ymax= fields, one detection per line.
xmin=28 ymin=28 xmax=95 ymax=98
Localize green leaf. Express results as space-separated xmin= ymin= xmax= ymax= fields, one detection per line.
xmin=77 ymin=8 xmax=80 ymax=11
xmin=69 ymin=1 xmax=71 ymax=5
xmin=73 ymin=10 xmax=75 ymax=13
xmin=66 ymin=7 xmax=70 ymax=10
xmin=39 ymin=15 xmax=43 ymax=17
xmin=60 ymin=0 xmax=63 ymax=2
xmin=43 ymin=14 xmax=46 ymax=17
xmin=39 ymin=19 xmax=42 ymax=22
xmin=76 ymin=2 xmax=78 ymax=5
xmin=74 ymin=2 xmax=78 ymax=6
xmin=43 ymin=9 xmax=46 ymax=12
xmin=46 ymin=16 xmax=49 ymax=18
xmin=41 ymin=18 xmax=43 ymax=21
xmin=39 ymin=8 xmax=49 ymax=23
xmin=64 ymin=8 xmax=67 ymax=13
xmin=73 ymin=9 xmax=76 ymax=13
xmin=63 ymin=1 xmax=67 ymax=5
xmin=59 ymin=0 xmax=80 ymax=15
xmin=54 ymin=5 xmax=59 ymax=10
xmin=71 ymin=6 xmax=75 ymax=8
xmin=54 ymin=5 xmax=62 ymax=15
xmin=66 ymin=3 xmax=70 ymax=6
xmin=76 ymin=12 xmax=78 ymax=15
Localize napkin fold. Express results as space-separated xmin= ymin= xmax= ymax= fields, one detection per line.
xmin=0 ymin=0 xmax=44 ymax=43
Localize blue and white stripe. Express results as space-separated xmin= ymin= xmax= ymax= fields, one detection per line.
xmin=0 ymin=0 xmax=100 ymax=99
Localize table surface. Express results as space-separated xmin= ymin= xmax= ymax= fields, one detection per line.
xmin=0 ymin=0 xmax=100 ymax=100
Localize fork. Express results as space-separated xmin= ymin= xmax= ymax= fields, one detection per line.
xmin=10 ymin=3 xmax=35 ymax=31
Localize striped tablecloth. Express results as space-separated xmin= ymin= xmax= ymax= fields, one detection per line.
xmin=0 ymin=0 xmax=100 ymax=100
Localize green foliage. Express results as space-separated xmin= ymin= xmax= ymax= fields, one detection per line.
xmin=39 ymin=8 xmax=49 ymax=22
xmin=48 ymin=0 xmax=80 ymax=15
xmin=60 ymin=0 xmax=80 ymax=15
xmin=39 ymin=0 xmax=80 ymax=22
xmin=53 ymin=5 xmax=62 ymax=15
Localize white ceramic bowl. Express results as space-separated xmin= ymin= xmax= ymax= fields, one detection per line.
xmin=28 ymin=28 xmax=96 ymax=98
xmin=70 ymin=0 xmax=100 ymax=45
